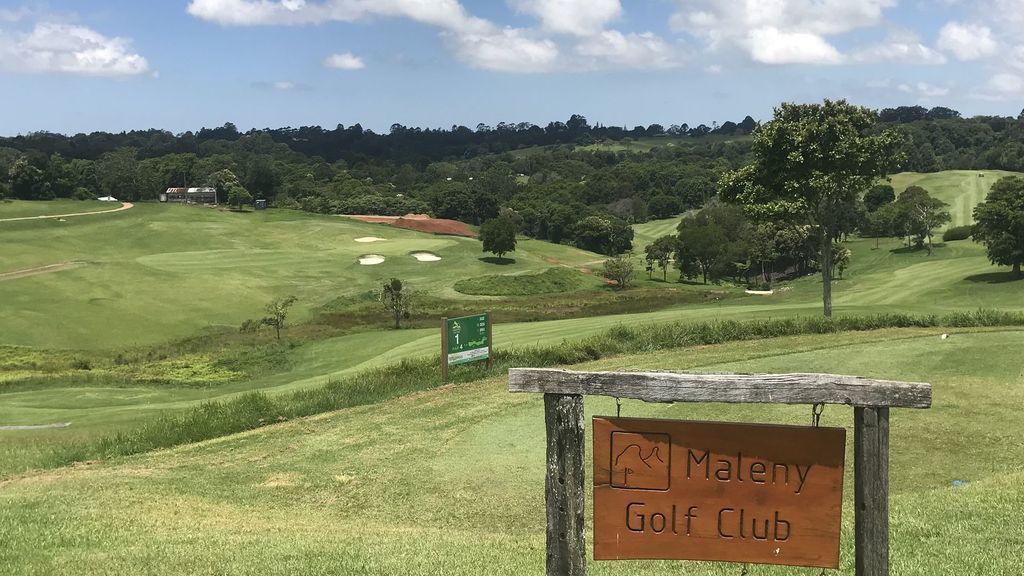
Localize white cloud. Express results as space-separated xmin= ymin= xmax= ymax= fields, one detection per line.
xmin=446 ymin=28 xmax=560 ymax=73
xmin=1006 ymin=45 xmax=1024 ymax=71
xmin=987 ymin=73 xmax=1024 ymax=93
xmin=0 ymin=22 xmax=149 ymax=76
xmin=746 ymin=27 xmax=842 ymax=65
xmin=324 ymin=52 xmax=365 ymax=70
xmin=509 ymin=0 xmax=621 ymax=36
xmin=574 ymin=30 xmax=679 ymax=69
xmin=937 ymin=22 xmax=998 ymax=61
xmin=852 ymin=30 xmax=946 ymax=64
xmin=189 ymin=0 xmax=677 ymax=74
xmin=272 ymin=80 xmax=295 ymax=90
xmin=671 ymin=0 xmax=894 ymax=64
xmin=187 ymin=0 xmax=489 ymax=32
xmin=897 ymin=81 xmax=950 ymax=98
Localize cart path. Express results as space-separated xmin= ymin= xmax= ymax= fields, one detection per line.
xmin=0 ymin=422 xmax=71 ymax=431
xmin=0 ymin=261 xmax=86 ymax=282
xmin=0 ymin=202 xmax=134 ymax=222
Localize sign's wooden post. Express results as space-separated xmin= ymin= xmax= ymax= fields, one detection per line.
xmin=855 ymin=406 xmax=890 ymax=576
xmin=509 ymin=369 xmax=931 ymax=576
xmin=544 ymin=393 xmax=586 ymax=576
xmin=440 ymin=317 xmax=449 ymax=382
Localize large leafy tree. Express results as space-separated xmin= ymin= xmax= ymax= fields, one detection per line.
xmin=973 ymin=176 xmax=1024 ymax=278
xmin=720 ymin=100 xmax=903 ymax=316
xmin=479 ymin=215 xmax=517 ymax=261
xmin=676 ymin=205 xmax=750 ymax=285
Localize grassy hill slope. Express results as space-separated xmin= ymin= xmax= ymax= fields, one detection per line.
xmin=0 ymin=204 xmax=602 ymax=349
xmin=2 ymin=327 xmax=1022 ymax=575
xmin=888 ymin=170 xmax=1021 ymax=226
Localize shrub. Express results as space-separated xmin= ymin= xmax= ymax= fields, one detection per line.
xmin=942 ymin=225 xmax=973 ymax=242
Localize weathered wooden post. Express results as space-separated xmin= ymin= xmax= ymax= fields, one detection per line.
xmin=510 ymin=369 xmax=931 ymax=576
xmin=855 ymin=406 xmax=890 ymax=576
xmin=544 ymin=394 xmax=585 ymax=576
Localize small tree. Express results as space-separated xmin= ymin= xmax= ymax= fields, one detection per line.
xmin=896 ymin=186 xmax=951 ymax=255
xmin=862 ymin=203 xmax=897 ymax=249
xmin=643 ymin=235 xmax=676 ymax=281
xmin=602 ymin=252 xmax=635 ymax=289
xmin=748 ymin=223 xmax=780 ymax=285
xmin=260 ymin=295 xmax=297 ymax=340
xmin=676 ymin=205 xmax=749 ymax=284
xmin=832 ymin=243 xmax=852 ymax=279
xmin=864 ymin=184 xmax=896 ymax=212
xmin=479 ymin=216 xmax=517 ymax=261
xmin=973 ymin=176 xmax=1024 ymax=278
xmin=227 ymin=183 xmax=253 ymax=210
xmin=379 ymin=278 xmax=413 ymax=328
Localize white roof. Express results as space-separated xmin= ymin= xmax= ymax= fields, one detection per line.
xmin=97 ymin=196 xmax=119 ymax=202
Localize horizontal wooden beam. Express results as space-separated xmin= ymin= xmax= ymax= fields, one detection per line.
xmin=509 ymin=368 xmax=931 ymax=409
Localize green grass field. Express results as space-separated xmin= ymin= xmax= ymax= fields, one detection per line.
xmin=0 ymin=204 xmax=604 ymax=349
xmin=3 ymin=179 xmax=1024 ymax=476
xmin=888 ymin=170 xmax=1020 ymax=226
xmin=2 ymin=327 xmax=1022 ymax=575
xmin=2 ymin=171 xmax=1024 ymax=574
xmin=0 ymin=199 xmax=117 ymax=219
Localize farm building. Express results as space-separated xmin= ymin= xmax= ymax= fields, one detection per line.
xmin=160 ymin=187 xmax=218 ymax=204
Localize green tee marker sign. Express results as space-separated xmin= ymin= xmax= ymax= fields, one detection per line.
xmin=442 ymin=313 xmax=492 ymax=379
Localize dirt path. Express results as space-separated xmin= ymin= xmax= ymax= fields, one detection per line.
xmin=0 ymin=202 xmax=134 ymax=223
xmin=0 ymin=422 xmax=71 ymax=431
xmin=0 ymin=261 xmax=86 ymax=282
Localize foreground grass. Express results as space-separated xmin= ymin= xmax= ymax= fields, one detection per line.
xmin=2 ymin=327 xmax=1022 ymax=575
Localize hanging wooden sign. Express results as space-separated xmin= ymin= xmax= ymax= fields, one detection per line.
xmin=593 ymin=416 xmax=846 ymax=568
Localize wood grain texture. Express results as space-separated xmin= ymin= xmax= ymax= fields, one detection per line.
xmin=510 ymin=369 xmax=931 ymax=409
xmin=593 ymin=417 xmax=846 ymax=568
xmin=545 ymin=394 xmax=586 ymax=576
xmin=855 ymin=407 xmax=890 ymax=576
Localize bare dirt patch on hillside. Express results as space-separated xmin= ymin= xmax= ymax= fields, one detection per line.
xmin=343 ymin=213 xmax=475 ymax=237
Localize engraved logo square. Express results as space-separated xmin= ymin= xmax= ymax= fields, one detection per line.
xmin=610 ymin=431 xmax=671 ymax=490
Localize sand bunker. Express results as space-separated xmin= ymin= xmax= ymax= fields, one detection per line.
xmin=411 ymin=251 xmax=442 ymax=262
xmin=355 ymin=237 xmax=387 ymax=243
xmin=359 ymin=254 xmax=386 ymax=265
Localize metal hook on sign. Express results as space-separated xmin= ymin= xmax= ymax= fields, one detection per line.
xmin=811 ymin=403 xmax=825 ymax=427
xmin=615 ymin=397 xmax=622 ymax=418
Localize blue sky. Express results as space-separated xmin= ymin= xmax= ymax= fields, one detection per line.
xmin=1 ymin=1 xmax=1023 ymax=136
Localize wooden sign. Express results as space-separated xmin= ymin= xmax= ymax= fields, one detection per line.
xmin=593 ymin=417 xmax=846 ymax=568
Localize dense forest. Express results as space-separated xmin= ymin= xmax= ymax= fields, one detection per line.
xmin=1 ymin=106 xmax=1022 ymax=260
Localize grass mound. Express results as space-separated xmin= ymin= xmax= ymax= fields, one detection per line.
xmin=454 ymin=266 xmax=593 ymax=296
